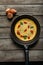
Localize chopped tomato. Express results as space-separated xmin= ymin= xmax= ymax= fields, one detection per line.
xmin=20 ymin=35 xmax=23 ymax=37
xmin=18 ymin=25 xmax=20 ymax=28
xmin=24 ymin=29 xmax=27 ymax=32
xmin=28 ymin=36 xmax=30 ymax=39
xmin=24 ymin=21 xmax=27 ymax=24
xmin=30 ymin=30 xmax=33 ymax=34
xmin=17 ymin=31 xmax=20 ymax=35
xmin=28 ymin=25 xmax=30 ymax=28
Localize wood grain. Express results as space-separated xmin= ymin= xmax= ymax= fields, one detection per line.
xmin=0 ymin=0 xmax=43 ymax=62
xmin=0 ymin=15 xmax=43 ymax=27
xmin=0 ymin=0 xmax=43 ymax=5
xmin=0 ymin=38 xmax=43 ymax=50
xmin=0 ymin=15 xmax=43 ymax=50
xmin=0 ymin=5 xmax=43 ymax=15
xmin=0 ymin=27 xmax=42 ymax=38
xmin=0 ymin=50 xmax=43 ymax=62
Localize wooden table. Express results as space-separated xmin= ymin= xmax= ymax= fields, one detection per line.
xmin=0 ymin=0 xmax=43 ymax=62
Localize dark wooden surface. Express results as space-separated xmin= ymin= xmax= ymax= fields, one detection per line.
xmin=0 ymin=0 xmax=43 ymax=62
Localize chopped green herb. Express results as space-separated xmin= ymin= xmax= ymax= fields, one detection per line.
xmin=20 ymin=22 xmax=23 ymax=25
xmin=23 ymin=35 xmax=27 ymax=39
xmin=30 ymin=26 xmax=34 ymax=28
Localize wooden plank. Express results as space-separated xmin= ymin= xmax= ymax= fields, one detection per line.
xmin=0 ymin=27 xmax=42 ymax=50
xmin=0 ymin=0 xmax=43 ymax=5
xmin=0 ymin=27 xmax=43 ymax=38
xmin=29 ymin=50 xmax=43 ymax=61
xmin=0 ymin=16 xmax=12 ymax=27
xmin=0 ymin=50 xmax=24 ymax=62
xmin=0 ymin=15 xmax=43 ymax=27
xmin=0 ymin=16 xmax=16 ymax=27
xmin=0 ymin=50 xmax=43 ymax=62
xmin=0 ymin=38 xmax=43 ymax=50
xmin=0 ymin=28 xmax=10 ymax=34
xmin=0 ymin=5 xmax=43 ymax=15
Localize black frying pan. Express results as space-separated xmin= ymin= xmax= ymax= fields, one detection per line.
xmin=11 ymin=15 xmax=40 ymax=65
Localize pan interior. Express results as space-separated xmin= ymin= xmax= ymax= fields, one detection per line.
xmin=14 ymin=18 xmax=37 ymax=42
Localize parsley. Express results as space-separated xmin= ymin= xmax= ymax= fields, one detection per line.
xmin=20 ymin=22 xmax=23 ymax=25
xmin=23 ymin=35 xmax=27 ymax=39
xmin=30 ymin=26 xmax=34 ymax=28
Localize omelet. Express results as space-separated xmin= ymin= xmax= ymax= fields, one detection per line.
xmin=14 ymin=19 xmax=37 ymax=41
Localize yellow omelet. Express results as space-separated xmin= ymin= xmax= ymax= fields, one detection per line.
xmin=14 ymin=19 xmax=37 ymax=41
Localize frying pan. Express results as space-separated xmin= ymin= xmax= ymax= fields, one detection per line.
xmin=11 ymin=15 xmax=40 ymax=65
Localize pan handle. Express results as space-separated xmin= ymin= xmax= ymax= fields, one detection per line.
xmin=24 ymin=46 xmax=29 ymax=65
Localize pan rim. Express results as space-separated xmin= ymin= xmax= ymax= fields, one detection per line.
xmin=11 ymin=15 xmax=40 ymax=46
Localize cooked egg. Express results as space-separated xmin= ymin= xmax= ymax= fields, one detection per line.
xmin=14 ymin=19 xmax=37 ymax=41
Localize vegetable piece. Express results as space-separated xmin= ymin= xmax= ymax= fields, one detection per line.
xmin=17 ymin=31 xmax=20 ymax=35
xmin=18 ymin=25 xmax=20 ymax=28
xmin=20 ymin=22 xmax=23 ymax=25
xmin=30 ymin=26 xmax=34 ymax=28
xmin=30 ymin=30 xmax=33 ymax=34
xmin=28 ymin=25 xmax=30 ymax=28
xmin=23 ymin=35 xmax=27 ymax=39
xmin=28 ymin=36 xmax=30 ymax=39
xmin=24 ymin=21 xmax=27 ymax=24
xmin=20 ymin=35 xmax=23 ymax=37
xmin=24 ymin=29 xmax=27 ymax=32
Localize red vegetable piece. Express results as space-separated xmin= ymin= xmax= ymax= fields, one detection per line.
xmin=24 ymin=29 xmax=27 ymax=32
xmin=30 ymin=30 xmax=33 ymax=34
xmin=20 ymin=35 xmax=23 ymax=37
xmin=28 ymin=25 xmax=29 ymax=28
xmin=24 ymin=21 xmax=27 ymax=24
xmin=18 ymin=25 xmax=20 ymax=28
xmin=17 ymin=31 xmax=20 ymax=35
xmin=28 ymin=36 xmax=30 ymax=39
